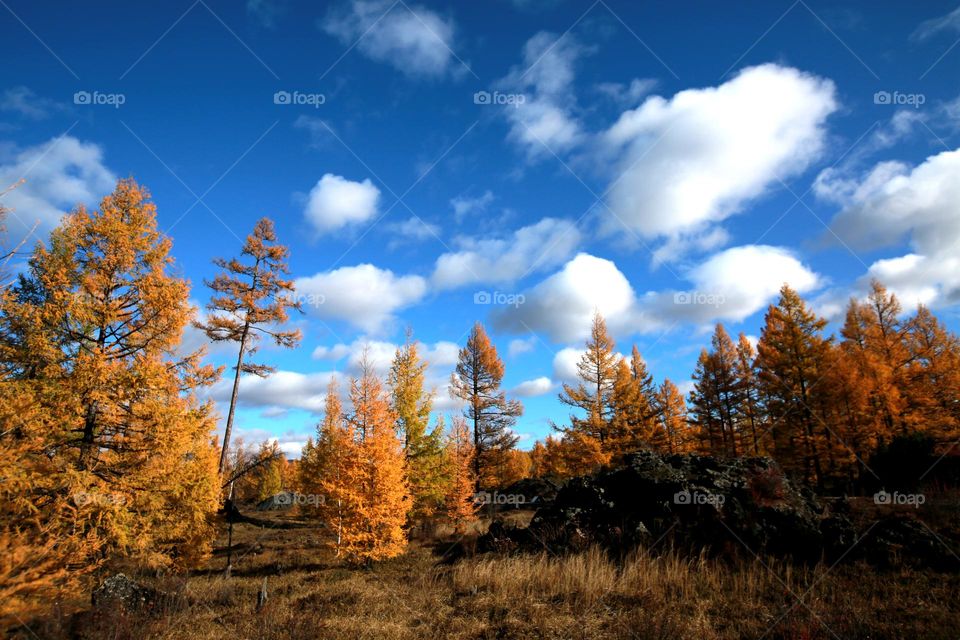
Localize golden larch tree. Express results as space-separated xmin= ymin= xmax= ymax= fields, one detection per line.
xmin=195 ymin=217 xmax=301 ymax=473
xmin=450 ymin=322 xmax=522 ymax=489
xmin=444 ymin=415 xmax=478 ymax=532
xmin=558 ymin=312 xmax=619 ymax=448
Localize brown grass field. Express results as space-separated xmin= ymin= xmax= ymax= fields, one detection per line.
xmin=15 ymin=497 xmax=960 ymax=640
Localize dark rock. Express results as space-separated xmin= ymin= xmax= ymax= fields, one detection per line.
xmin=497 ymin=477 xmax=564 ymax=507
xmin=858 ymin=515 xmax=960 ymax=571
xmin=91 ymin=574 xmax=164 ymax=614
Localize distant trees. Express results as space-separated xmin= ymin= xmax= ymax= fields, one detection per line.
xmin=444 ymin=416 xmax=478 ymax=532
xmin=194 ymin=217 xmax=301 ymax=474
xmin=450 ymin=322 xmax=522 ymax=489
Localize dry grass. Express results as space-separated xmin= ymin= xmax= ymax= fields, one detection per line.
xmin=16 ymin=509 xmax=960 ymax=640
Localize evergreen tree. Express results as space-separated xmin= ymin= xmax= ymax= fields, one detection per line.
xmin=195 ymin=218 xmax=301 ymax=473
xmin=449 ymin=322 xmax=522 ymax=489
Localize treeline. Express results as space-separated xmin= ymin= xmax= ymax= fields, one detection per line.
xmin=2 ymin=179 xmax=959 ymax=622
xmin=529 ymin=287 xmax=960 ymax=492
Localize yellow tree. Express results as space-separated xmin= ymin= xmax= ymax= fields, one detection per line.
xmin=195 ymin=217 xmax=301 ymax=473
xmin=558 ymin=312 xmax=619 ymax=448
xmin=0 ymin=180 xmax=222 ymax=615
xmin=609 ymin=346 xmax=659 ymax=458
xmin=654 ymin=378 xmax=696 ymax=454
xmin=733 ymin=333 xmax=767 ymax=455
xmin=444 ymin=416 xmax=478 ymax=532
xmin=450 ymin=322 xmax=522 ymax=489
xmin=389 ymin=331 xmax=445 ymax=519
xmin=904 ymin=304 xmax=960 ymax=443
xmin=755 ymin=285 xmax=834 ymax=487
xmin=300 ymin=378 xmax=358 ymax=554
xmin=343 ymin=351 xmax=411 ymax=563
xmin=689 ymin=324 xmax=741 ymax=457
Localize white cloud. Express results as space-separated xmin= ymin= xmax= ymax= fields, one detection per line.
xmin=911 ymin=5 xmax=960 ymax=41
xmin=432 ymin=217 xmax=581 ymax=290
xmin=494 ymin=246 xmax=820 ymax=342
xmin=295 ymin=264 xmax=427 ymax=333
xmin=595 ymin=78 xmax=658 ymax=107
xmin=500 ymin=31 xmax=586 ymax=157
xmin=209 ymin=370 xmax=339 ymax=413
xmin=388 ymin=216 xmax=440 ymax=244
xmin=0 ymin=136 xmax=116 ymax=234
xmin=322 ymin=0 xmax=459 ymax=78
xmin=1 ymin=87 xmax=64 ymax=119
xmin=824 ymin=148 xmax=960 ymax=309
xmin=508 ymin=336 xmax=536 ymax=358
xmin=511 ymin=376 xmax=555 ymax=397
xmin=304 ymin=173 xmax=380 ymax=234
xmin=450 ymin=190 xmax=494 ymax=222
xmin=493 ymin=253 xmax=637 ymax=343
xmin=601 ymin=64 xmax=837 ymax=255
xmin=552 ymin=347 xmax=584 ymax=384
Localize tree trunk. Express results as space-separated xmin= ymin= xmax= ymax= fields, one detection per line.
xmin=219 ymin=324 xmax=250 ymax=474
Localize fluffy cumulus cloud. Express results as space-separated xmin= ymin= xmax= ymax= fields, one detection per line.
xmin=499 ymin=32 xmax=585 ymax=157
xmin=494 ymin=246 xmax=820 ymax=342
xmin=0 ymin=136 xmax=116 ymax=234
xmin=601 ymin=64 xmax=837 ymax=251
xmin=322 ymin=0 xmax=458 ymax=78
xmin=432 ymin=217 xmax=581 ymax=290
xmin=631 ymin=245 xmax=820 ymax=330
xmin=304 ymin=173 xmax=380 ymax=234
xmin=822 ymin=148 xmax=960 ymax=309
xmin=493 ymin=253 xmax=637 ymax=343
xmin=511 ymin=376 xmax=554 ymax=397
xmin=294 ymin=264 xmax=427 ymax=332
xmin=209 ymin=370 xmax=339 ymax=413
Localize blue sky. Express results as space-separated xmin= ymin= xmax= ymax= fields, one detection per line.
xmin=2 ymin=0 xmax=959 ymax=455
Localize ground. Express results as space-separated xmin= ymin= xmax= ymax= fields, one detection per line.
xmin=19 ymin=501 xmax=960 ymax=640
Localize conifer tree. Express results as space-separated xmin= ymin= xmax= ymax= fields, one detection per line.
xmin=389 ymin=331 xmax=445 ymax=519
xmin=688 ymin=324 xmax=741 ymax=456
xmin=558 ymin=312 xmax=619 ymax=447
xmin=444 ymin=416 xmax=478 ymax=532
xmin=343 ymin=351 xmax=410 ymax=563
xmin=755 ymin=285 xmax=834 ymax=486
xmin=733 ymin=333 xmax=766 ymax=455
xmin=450 ymin=322 xmax=522 ymax=489
xmin=0 ymin=180 xmax=222 ymax=609
xmin=609 ymin=345 xmax=659 ymax=457
xmin=195 ymin=217 xmax=301 ymax=473
xmin=655 ymin=378 xmax=695 ymax=454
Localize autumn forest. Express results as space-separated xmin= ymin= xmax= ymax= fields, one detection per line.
xmin=2 ymin=178 xmax=958 ymax=638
